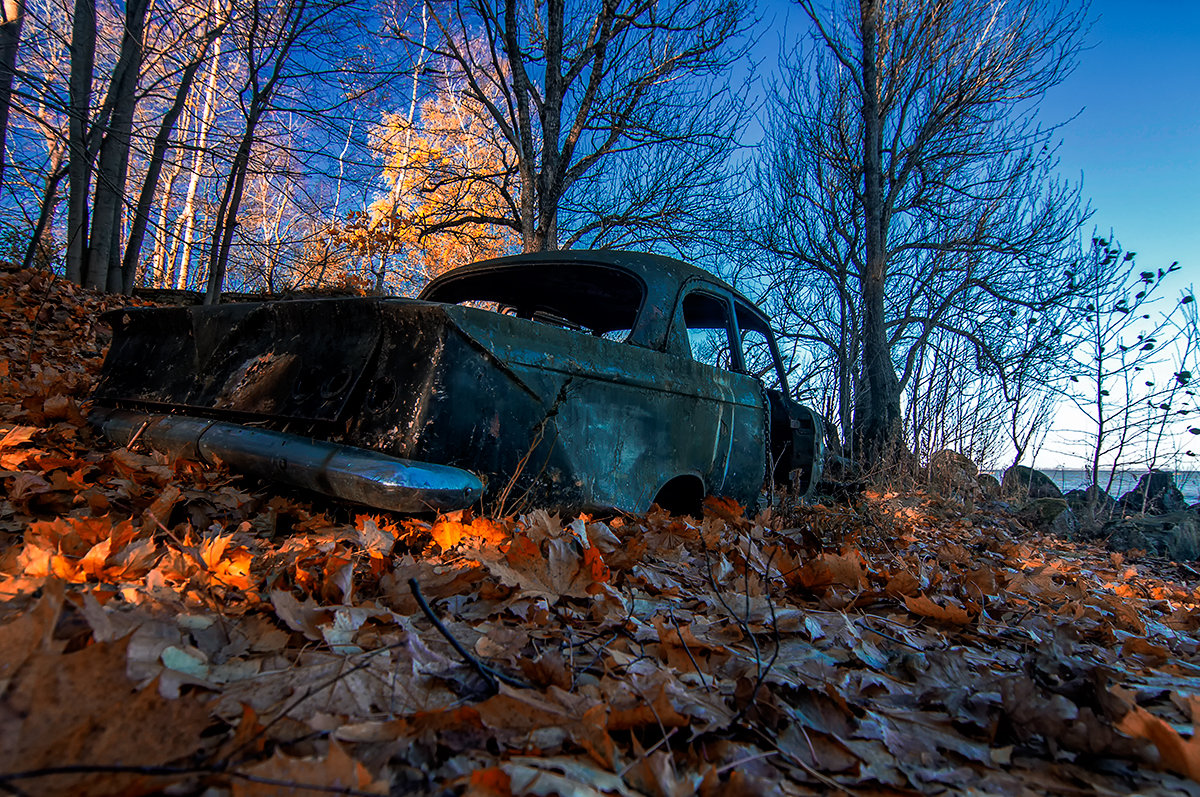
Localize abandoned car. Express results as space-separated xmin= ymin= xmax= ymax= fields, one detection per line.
xmin=92 ymin=251 xmax=823 ymax=514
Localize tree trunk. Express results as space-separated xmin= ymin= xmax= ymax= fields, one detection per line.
xmin=21 ymin=145 xmax=65 ymax=270
xmin=150 ymin=162 xmax=180 ymax=286
xmin=852 ymin=0 xmax=902 ymax=457
xmin=0 ymin=0 xmax=24 ymax=198
xmin=87 ymin=0 xmax=149 ymax=291
xmin=122 ymin=26 xmax=221 ymax=294
xmin=204 ymin=0 xmax=307 ymax=303
xmin=172 ymin=34 xmax=223 ymax=289
xmin=203 ymin=127 xmax=254 ymax=303
xmin=65 ymin=0 xmax=95 ymax=285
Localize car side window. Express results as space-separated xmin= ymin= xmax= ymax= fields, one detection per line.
xmin=734 ymin=303 xmax=784 ymax=390
xmin=739 ymin=327 xmax=778 ymax=386
xmin=682 ymin=291 xmax=735 ymax=370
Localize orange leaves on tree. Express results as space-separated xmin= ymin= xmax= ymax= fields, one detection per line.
xmin=337 ymin=59 xmax=518 ymax=285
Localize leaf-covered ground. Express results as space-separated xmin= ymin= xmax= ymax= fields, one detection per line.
xmin=3 ymin=264 xmax=1200 ymax=796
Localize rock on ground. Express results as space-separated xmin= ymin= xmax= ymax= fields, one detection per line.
xmin=1119 ymin=470 xmax=1189 ymax=515
xmin=1001 ymin=465 xmax=1063 ymax=500
xmin=1098 ymin=511 xmax=1200 ymax=560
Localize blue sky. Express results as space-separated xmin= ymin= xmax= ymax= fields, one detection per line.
xmin=1040 ymin=0 xmax=1199 ymax=284
xmin=757 ymin=0 xmax=1199 ymax=279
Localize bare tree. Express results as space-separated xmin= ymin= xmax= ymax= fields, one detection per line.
xmin=86 ymin=0 xmax=150 ymax=291
xmin=388 ymin=0 xmax=751 ymax=254
xmin=121 ymin=15 xmax=227 ymax=292
xmin=1060 ymin=236 xmax=1193 ymax=498
xmin=752 ymin=0 xmax=1090 ymax=459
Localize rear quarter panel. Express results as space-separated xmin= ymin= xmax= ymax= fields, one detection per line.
xmin=443 ymin=306 xmax=767 ymax=512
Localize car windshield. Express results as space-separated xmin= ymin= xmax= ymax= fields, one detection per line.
xmin=420 ymin=262 xmax=645 ymax=336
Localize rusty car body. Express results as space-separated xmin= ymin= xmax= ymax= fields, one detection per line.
xmin=92 ymin=251 xmax=823 ymax=514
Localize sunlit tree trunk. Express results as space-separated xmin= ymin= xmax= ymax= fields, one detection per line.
xmin=172 ymin=35 xmax=223 ymax=289
xmin=150 ymin=162 xmax=180 ymax=286
xmin=122 ymin=21 xmax=225 ymax=293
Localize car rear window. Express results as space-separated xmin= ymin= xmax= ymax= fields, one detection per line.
xmin=420 ymin=262 xmax=645 ymax=336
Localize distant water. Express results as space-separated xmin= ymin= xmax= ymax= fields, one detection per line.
xmin=989 ymin=469 xmax=1200 ymax=503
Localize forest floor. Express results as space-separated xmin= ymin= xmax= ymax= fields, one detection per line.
xmin=2 ymin=264 xmax=1200 ymax=796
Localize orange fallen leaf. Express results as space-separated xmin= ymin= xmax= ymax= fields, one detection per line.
xmin=233 ymin=740 xmax=386 ymax=796
xmin=1118 ymin=696 xmax=1200 ymax=781
xmin=905 ymin=593 xmax=972 ymax=625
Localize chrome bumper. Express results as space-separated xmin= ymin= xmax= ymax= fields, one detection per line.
xmin=91 ymin=409 xmax=483 ymax=513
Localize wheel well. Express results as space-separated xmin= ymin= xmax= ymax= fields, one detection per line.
xmin=653 ymin=475 xmax=705 ymax=516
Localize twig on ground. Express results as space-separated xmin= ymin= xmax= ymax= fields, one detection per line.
xmin=668 ymin=609 xmax=711 ymax=691
xmin=0 ymin=763 xmax=382 ymax=796
xmin=408 ymin=577 xmax=529 ymax=690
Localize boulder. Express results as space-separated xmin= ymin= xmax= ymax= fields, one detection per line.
xmin=1100 ymin=511 xmax=1200 ymax=560
xmin=929 ymin=449 xmax=979 ymax=478
xmin=1119 ymin=470 xmax=1188 ymax=515
xmin=1019 ymin=497 xmax=1078 ymax=538
xmin=823 ymin=454 xmax=860 ymax=483
xmin=1001 ymin=466 xmax=1063 ymax=500
xmin=977 ymin=473 xmax=1002 ymax=499
xmin=927 ymin=450 xmax=982 ymax=504
xmin=1064 ymin=485 xmax=1118 ymax=529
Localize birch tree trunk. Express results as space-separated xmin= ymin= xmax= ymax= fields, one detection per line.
xmin=172 ymin=31 xmax=223 ymax=289
xmin=150 ymin=162 xmax=180 ymax=286
xmin=122 ymin=22 xmax=225 ymax=293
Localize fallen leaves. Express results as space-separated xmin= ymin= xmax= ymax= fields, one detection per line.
xmin=0 ymin=591 xmax=210 ymax=797
xmin=1118 ymin=695 xmax=1200 ymax=780
xmin=2 ymin=267 xmax=1200 ymax=795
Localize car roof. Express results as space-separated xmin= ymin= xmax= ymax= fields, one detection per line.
xmin=419 ymin=250 xmax=773 ymax=352
xmin=421 ymin=249 xmax=742 ymax=301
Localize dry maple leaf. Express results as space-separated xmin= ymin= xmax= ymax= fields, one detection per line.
xmin=470 ymin=532 xmax=602 ymax=601
xmin=904 ymin=593 xmax=972 ymax=625
xmin=1118 ymin=695 xmax=1200 ymax=781
xmin=232 ymin=740 xmax=387 ymax=796
xmin=0 ymin=634 xmax=211 ymax=797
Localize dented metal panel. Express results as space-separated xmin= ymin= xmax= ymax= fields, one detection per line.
xmin=95 ymin=298 xmax=383 ymax=421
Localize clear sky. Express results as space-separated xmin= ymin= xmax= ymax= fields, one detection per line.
xmin=1036 ymin=0 xmax=1200 ymax=468
xmin=1040 ymin=0 xmax=1200 ymax=282
xmin=757 ymin=0 xmax=1199 ymax=277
